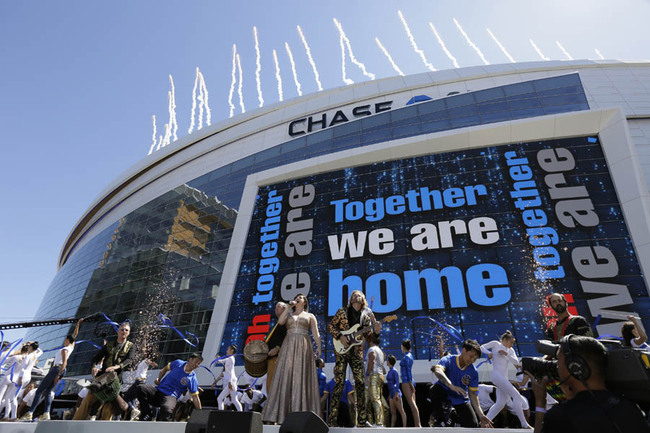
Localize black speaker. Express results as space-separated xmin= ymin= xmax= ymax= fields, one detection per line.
xmin=185 ymin=410 xmax=262 ymax=433
xmin=280 ymin=411 xmax=328 ymax=433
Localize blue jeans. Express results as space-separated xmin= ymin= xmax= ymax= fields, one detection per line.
xmin=30 ymin=366 xmax=63 ymax=414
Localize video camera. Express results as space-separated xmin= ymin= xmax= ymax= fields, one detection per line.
xmin=522 ymin=338 xmax=650 ymax=403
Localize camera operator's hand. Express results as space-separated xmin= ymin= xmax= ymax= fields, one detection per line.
xmin=524 ymin=372 xmax=548 ymax=406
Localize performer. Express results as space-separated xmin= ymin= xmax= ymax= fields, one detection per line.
xmin=430 ymin=339 xmax=493 ymax=428
xmin=215 ymin=345 xmax=243 ymax=411
xmin=265 ymin=302 xmax=288 ymax=388
xmin=122 ymin=347 xmax=158 ymax=419
xmin=481 ymin=330 xmax=532 ymax=429
xmin=262 ymin=294 xmax=321 ymax=424
xmin=241 ymin=387 xmax=266 ymax=411
xmin=73 ymin=321 xmax=136 ymax=420
xmin=136 ymin=353 xmax=203 ymax=421
xmin=621 ymin=315 xmax=649 ymax=350
xmin=0 ymin=345 xmax=27 ymax=420
xmin=400 ymin=339 xmax=422 ymax=427
xmin=327 ymin=290 xmax=381 ymax=427
xmin=545 ymin=293 xmax=592 ymax=340
xmin=386 ymin=354 xmax=407 ymax=427
xmin=21 ymin=318 xmax=83 ymax=421
xmin=3 ymin=342 xmax=41 ymax=420
xmin=365 ymin=333 xmax=385 ymax=427
xmin=316 ymin=358 xmax=327 ymax=398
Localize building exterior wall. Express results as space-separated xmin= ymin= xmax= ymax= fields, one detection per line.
xmin=27 ymin=61 xmax=650 ymax=379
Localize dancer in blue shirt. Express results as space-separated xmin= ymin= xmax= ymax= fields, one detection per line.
xmin=386 ymin=355 xmax=407 ymax=427
xmin=430 ymin=339 xmax=492 ymax=428
xmin=400 ymin=340 xmax=421 ymax=427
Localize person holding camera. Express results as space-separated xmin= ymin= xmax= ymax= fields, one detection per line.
xmin=430 ymin=339 xmax=493 ymax=428
xmin=529 ymin=335 xmax=650 ymax=433
xmin=545 ymin=293 xmax=592 ymax=340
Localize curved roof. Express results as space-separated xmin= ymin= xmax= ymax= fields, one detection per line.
xmin=58 ymin=59 xmax=650 ymax=268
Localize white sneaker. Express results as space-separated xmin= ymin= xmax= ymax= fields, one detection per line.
xmin=89 ymin=416 xmax=96 ymax=421
xmin=38 ymin=413 xmax=50 ymax=421
xmin=129 ymin=407 xmax=141 ymax=421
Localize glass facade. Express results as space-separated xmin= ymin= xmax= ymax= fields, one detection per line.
xmin=27 ymin=73 xmax=591 ymax=374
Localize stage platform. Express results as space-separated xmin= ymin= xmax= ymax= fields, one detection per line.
xmin=0 ymin=420 xmax=533 ymax=433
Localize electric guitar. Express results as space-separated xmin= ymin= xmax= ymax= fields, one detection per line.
xmin=333 ymin=315 xmax=397 ymax=354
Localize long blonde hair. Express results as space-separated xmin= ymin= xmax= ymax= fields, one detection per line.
xmin=348 ymin=290 xmax=368 ymax=310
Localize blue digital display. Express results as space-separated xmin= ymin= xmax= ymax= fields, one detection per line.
xmin=219 ymin=135 xmax=648 ymax=362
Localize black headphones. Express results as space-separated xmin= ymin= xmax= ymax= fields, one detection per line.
xmin=560 ymin=334 xmax=591 ymax=382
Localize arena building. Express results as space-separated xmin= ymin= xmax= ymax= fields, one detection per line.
xmin=26 ymin=60 xmax=650 ymax=384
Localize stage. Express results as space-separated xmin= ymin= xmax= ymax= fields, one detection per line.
xmin=0 ymin=420 xmax=533 ymax=433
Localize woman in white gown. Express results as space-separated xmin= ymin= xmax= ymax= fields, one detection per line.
xmin=481 ymin=330 xmax=532 ymax=429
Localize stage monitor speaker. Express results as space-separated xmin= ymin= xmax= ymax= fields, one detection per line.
xmin=279 ymin=411 xmax=328 ymax=433
xmin=185 ymin=409 xmax=262 ymax=433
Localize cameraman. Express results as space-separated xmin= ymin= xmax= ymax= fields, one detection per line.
xmin=529 ymin=335 xmax=649 ymax=433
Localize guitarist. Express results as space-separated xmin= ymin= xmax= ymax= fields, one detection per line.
xmin=327 ymin=290 xmax=381 ymax=427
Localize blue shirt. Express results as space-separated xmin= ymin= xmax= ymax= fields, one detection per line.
xmin=400 ymin=352 xmax=414 ymax=383
xmin=317 ymin=368 xmax=327 ymax=397
xmin=326 ymin=378 xmax=353 ymax=405
xmin=437 ymin=354 xmax=478 ymax=405
xmin=386 ymin=367 xmax=401 ymax=398
xmin=157 ymin=359 xmax=199 ymax=399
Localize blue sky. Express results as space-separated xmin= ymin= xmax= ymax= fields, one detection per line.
xmin=1 ymin=0 xmax=649 ymax=342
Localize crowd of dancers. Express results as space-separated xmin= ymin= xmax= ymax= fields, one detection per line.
xmin=0 ymin=291 xmax=649 ymax=430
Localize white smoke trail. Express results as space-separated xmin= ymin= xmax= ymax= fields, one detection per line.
xmin=168 ymin=75 xmax=178 ymax=142
xmin=429 ymin=22 xmax=459 ymax=68
xmin=273 ymin=49 xmax=283 ymax=102
xmin=337 ymin=33 xmax=353 ymax=85
xmin=595 ymin=48 xmax=605 ymax=60
xmin=148 ymin=115 xmax=157 ymax=155
xmin=253 ymin=26 xmax=264 ymax=108
xmin=453 ymin=18 xmax=489 ymax=65
xmin=236 ymin=53 xmax=245 ymax=113
xmin=228 ymin=44 xmax=237 ymax=118
xmin=556 ymin=41 xmax=573 ymax=60
xmin=333 ymin=17 xmax=375 ymax=80
xmin=296 ymin=25 xmax=322 ymax=91
xmin=397 ymin=11 xmax=435 ymax=72
xmin=189 ymin=68 xmax=200 ymax=133
xmin=285 ymin=42 xmax=303 ymax=96
xmin=375 ymin=37 xmax=404 ymax=76
xmin=529 ymin=39 xmax=550 ymax=60
xmin=162 ymin=92 xmax=172 ymax=146
xmin=199 ymin=69 xmax=211 ymax=126
xmin=486 ymin=28 xmax=515 ymax=63
xmin=162 ymin=123 xmax=171 ymax=147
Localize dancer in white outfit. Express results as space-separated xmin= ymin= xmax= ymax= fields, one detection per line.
xmin=2 ymin=342 xmax=41 ymax=420
xmin=215 ymin=345 xmax=243 ymax=411
xmin=0 ymin=345 xmax=27 ymax=419
xmin=481 ymin=331 xmax=532 ymax=429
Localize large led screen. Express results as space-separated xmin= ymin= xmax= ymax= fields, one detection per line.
xmin=219 ymin=135 xmax=649 ymax=360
